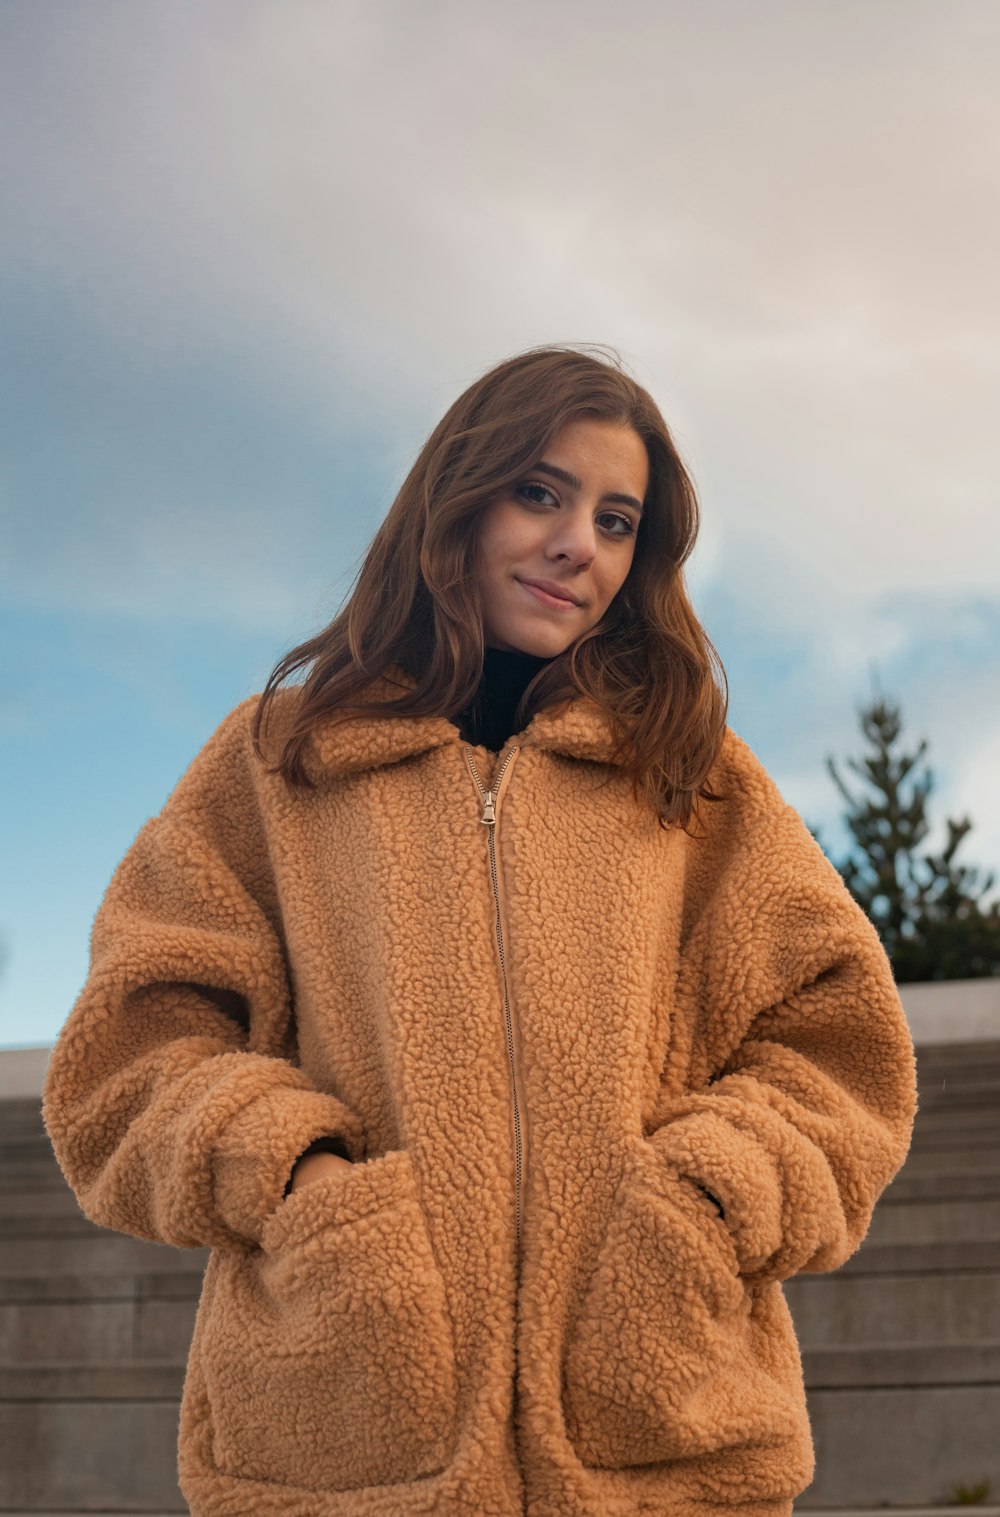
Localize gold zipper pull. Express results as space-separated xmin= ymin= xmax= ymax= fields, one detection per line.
xmin=480 ymin=789 xmax=496 ymax=825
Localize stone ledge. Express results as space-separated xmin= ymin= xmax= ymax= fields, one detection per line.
xmin=796 ymin=1509 xmax=1000 ymax=1516
xmin=802 ymin=1340 xmax=1000 ymax=1388
xmin=0 ymin=1361 xmax=186 ymax=1400
xmin=815 ymin=1238 xmax=1000 ymax=1275
xmin=0 ymin=1269 xmax=205 ymax=1302
xmin=883 ymin=1172 xmax=1000 ymax=1200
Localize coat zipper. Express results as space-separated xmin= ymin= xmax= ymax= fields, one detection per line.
xmin=463 ymin=744 xmax=526 ymax=1268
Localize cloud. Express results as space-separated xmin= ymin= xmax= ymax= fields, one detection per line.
xmin=1 ymin=0 xmax=996 ymax=862
xmin=3 ymin=0 xmax=995 ymax=611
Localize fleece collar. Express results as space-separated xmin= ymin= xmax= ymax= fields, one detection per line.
xmin=297 ymin=663 xmax=626 ymax=781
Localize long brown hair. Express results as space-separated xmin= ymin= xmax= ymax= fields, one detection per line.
xmin=251 ymin=342 xmax=728 ymax=831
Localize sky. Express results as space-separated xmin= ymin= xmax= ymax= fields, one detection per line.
xmin=2 ymin=0 xmax=998 ymax=1048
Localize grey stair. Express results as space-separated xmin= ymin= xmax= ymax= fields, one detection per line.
xmin=0 ymin=1188 xmax=98 ymax=1218
xmin=0 ymin=1102 xmax=200 ymax=1512
xmin=786 ymin=1263 xmax=1000 ymax=1345
xmin=796 ymin=1385 xmax=1000 ymax=1508
xmin=892 ymin=1145 xmax=1000 ymax=1174
xmin=0 ymin=1272 xmax=201 ymax=1364
xmin=0 ymin=1360 xmax=186 ymax=1399
xmin=801 ymin=1340 xmax=1000 ymax=1387
xmin=864 ymin=1195 xmax=1000 ymax=1242
xmin=882 ymin=1168 xmax=1000 ymax=1201
xmin=0 ymin=1234 xmax=208 ymax=1275
xmin=2 ymin=1040 xmax=999 ymax=1512
xmin=782 ymin=1039 xmax=1000 ymax=1505
xmin=0 ymin=1396 xmax=187 ymax=1511
xmin=837 ymin=1238 xmax=1000 ymax=1272
xmin=0 ymin=1271 xmax=204 ymax=1301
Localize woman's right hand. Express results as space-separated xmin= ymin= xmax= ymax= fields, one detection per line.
xmin=288 ymin=1150 xmax=354 ymax=1194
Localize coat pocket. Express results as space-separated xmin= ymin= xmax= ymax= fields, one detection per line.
xmin=562 ymin=1139 xmax=809 ymax=1483
xmin=198 ymin=1146 xmax=458 ymax=1492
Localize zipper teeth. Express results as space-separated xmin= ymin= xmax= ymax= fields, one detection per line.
xmin=464 ymin=745 xmax=523 ymax=1260
xmin=490 ymin=824 xmax=522 ymax=1254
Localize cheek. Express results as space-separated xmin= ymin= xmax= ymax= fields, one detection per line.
xmin=596 ymin=555 xmax=634 ymax=605
xmin=479 ymin=504 xmax=535 ymax=569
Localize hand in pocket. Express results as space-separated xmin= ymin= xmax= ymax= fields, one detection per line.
xmin=202 ymin=1148 xmax=459 ymax=1492
xmin=563 ymin=1150 xmax=747 ymax=1469
xmin=288 ymin=1150 xmax=354 ymax=1194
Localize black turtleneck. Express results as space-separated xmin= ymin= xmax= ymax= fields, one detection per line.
xmin=455 ymin=646 xmax=553 ymax=753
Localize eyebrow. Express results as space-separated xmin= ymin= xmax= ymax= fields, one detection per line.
xmin=531 ymin=460 xmax=645 ymax=517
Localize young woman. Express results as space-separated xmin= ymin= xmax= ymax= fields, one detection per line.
xmin=42 ymin=344 xmax=917 ymax=1517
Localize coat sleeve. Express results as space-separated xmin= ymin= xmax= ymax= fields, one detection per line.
xmin=41 ymin=697 xmax=368 ymax=1253
xmin=648 ymin=730 xmax=919 ymax=1288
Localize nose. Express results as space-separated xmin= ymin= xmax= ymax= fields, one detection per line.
xmin=545 ymin=508 xmax=598 ymax=564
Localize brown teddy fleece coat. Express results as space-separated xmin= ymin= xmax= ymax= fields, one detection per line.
xmin=42 ymin=666 xmax=918 ymax=1517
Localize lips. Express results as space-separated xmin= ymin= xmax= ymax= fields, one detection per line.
xmin=518 ymin=578 xmax=580 ymax=606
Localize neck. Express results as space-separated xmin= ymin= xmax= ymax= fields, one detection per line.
xmin=456 ymin=645 xmax=554 ymax=749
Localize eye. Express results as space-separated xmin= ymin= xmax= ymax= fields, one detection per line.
xmin=601 ymin=513 xmax=636 ymax=540
xmin=516 ymin=481 xmax=558 ymax=507
xmin=514 ymin=482 xmax=636 ymax=540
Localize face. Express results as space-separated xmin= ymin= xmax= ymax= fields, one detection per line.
xmin=474 ymin=416 xmax=649 ymax=656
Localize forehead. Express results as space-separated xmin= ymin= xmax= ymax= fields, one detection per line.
xmin=537 ymin=419 xmax=649 ymax=507
xmin=548 ymin=415 xmax=642 ymax=449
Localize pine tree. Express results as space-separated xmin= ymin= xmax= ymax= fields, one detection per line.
xmin=825 ymin=694 xmax=1000 ymax=982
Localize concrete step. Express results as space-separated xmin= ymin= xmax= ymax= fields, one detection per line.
xmin=0 ymin=1367 xmax=187 ymax=1511
xmin=866 ymin=1194 xmax=1000 ymax=1242
xmin=907 ymin=1132 xmax=1000 ymax=1155
xmin=800 ymin=1384 xmax=1000 ymax=1507
xmin=0 ymin=1270 xmax=205 ymax=1302
xmin=911 ymin=1093 xmax=1000 ymax=1117
xmin=0 ymin=1166 xmax=77 ymax=1195
xmin=801 ymin=1339 xmax=1000 ymax=1387
xmin=0 ymin=1361 xmax=186 ymax=1398
xmin=882 ymin=1169 xmax=1000 ymax=1201
xmin=908 ymin=1120 xmax=1000 ymax=1146
xmin=0 ymin=1140 xmax=68 ymax=1166
xmin=916 ymin=1036 xmax=1000 ymax=1061
xmin=785 ymin=1267 xmax=1000 ymax=1345
xmin=0 ymin=1212 xmax=207 ymax=1244
xmin=0 ymin=1233 xmax=209 ymax=1275
xmin=0 ymin=1167 xmax=79 ymax=1193
xmin=3 ymin=1214 xmax=137 ymax=1240
xmin=0 ymin=1188 xmax=92 ymax=1219
xmin=0 ymin=1275 xmax=200 ymax=1364
xmin=919 ymin=1089 xmax=1000 ymax=1109
xmin=841 ymin=1238 xmax=1000 ymax=1273
xmin=893 ymin=1146 xmax=1000 ymax=1175
xmin=0 ymin=1146 xmax=70 ymax=1172
xmin=918 ymin=1061 xmax=1000 ymax=1085
xmin=0 ymin=1401 xmax=186 ymax=1510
